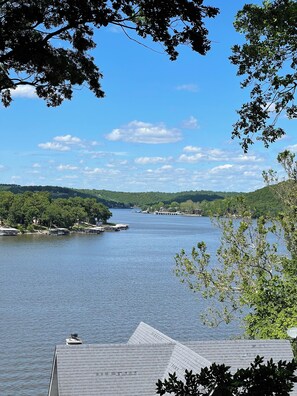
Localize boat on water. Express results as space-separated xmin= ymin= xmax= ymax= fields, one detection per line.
xmin=66 ymin=333 xmax=82 ymax=345
xmin=0 ymin=227 xmax=18 ymax=236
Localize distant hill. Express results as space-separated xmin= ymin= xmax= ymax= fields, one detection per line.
xmin=200 ymin=183 xmax=283 ymax=218
xmin=244 ymin=184 xmax=282 ymax=217
xmin=0 ymin=184 xmax=118 ymax=207
xmin=78 ymin=189 xmax=240 ymax=207
xmin=0 ymin=184 xmax=283 ymax=216
xmin=0 ymin=185 xmax=239 ymax=208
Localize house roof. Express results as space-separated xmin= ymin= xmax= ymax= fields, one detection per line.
xmin=48 ymin=322 xmax=296 ymax=396
xmin=128 ymin=321 xmax=212 ymax=378
xmin=53 ymin=343 xmax=175 ymax=396
xmin=184 ymin=340 xmax=294 ymax=372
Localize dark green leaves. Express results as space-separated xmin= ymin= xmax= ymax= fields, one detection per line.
xmin=156 ymin=357 xmax=297 ymax=395
xmin=231 ymin=0 xmax=297 ymax=151
xmin=0 ymin=0 xmax=219 ymax=106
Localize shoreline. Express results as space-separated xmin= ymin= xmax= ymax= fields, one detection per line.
xmin=0 ymin=223 xmax=129 ymax=236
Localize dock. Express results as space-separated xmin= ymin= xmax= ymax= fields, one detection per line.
xmin=48 ymin=228 xmax=70 ymax=236
xmin=154 ymin=211 xmax=181 ymax=215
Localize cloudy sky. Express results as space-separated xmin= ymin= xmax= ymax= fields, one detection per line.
xmin=0 ymin=1 xmax=296 ymax=193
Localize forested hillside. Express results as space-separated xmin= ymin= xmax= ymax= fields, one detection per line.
xmin=200 ymin=184 xmax=282 ymax=217
xmin=79 ymin=189 xmax=238 ymax=207
xmin=0 ymin=185 xmax=237 ymax=208
xmin=0 ymin=184 xmax=283 ymax=217
xmin=245 ymin=184 xmax=282 ymax=217
xmin=0 ymin=184 xmax=120 ymax=208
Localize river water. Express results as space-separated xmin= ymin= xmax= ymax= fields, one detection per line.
xmin=0 ymin=209 xmax=242 ymax=395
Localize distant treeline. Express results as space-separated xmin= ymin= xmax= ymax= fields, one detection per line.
xmin=201 ymin=184 xmax=282 ymax=218
xmin=0 ymin=190 xmax=112 ymax=230
xmin=0 ymin=184 xmax=120 ymax=208
xmin=0 ymin=184 xmax=283 ymax=218
xmin=78 ymin=188 xmax=238 ymax=207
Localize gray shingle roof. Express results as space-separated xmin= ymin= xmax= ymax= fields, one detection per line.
xmin=184 ymin=340 xmax=294 ymax=372
xmin=48 ymin=323 xmax=296 ymax=396
xmin=128 ymin=322 xmax=175 ymax=345
xmin=54 ymin=343 xmax=175 ymax=396
xmin=129 ymin=322 xmax=211 ymax=379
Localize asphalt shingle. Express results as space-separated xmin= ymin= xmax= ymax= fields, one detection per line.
xmin=48 ymin=323 xmax=296 ymax=396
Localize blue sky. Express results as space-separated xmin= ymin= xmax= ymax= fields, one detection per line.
xmin=0 ymin=1 xmax=296 ymax=193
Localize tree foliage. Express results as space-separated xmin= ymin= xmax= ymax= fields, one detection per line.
xmin=230 ymin=0 xmax=297 ymax=152
xmin=156 ymin=356 xmax=297 ymax=396
xmin=175 ymin=151 xmax=297 ymax=338
xmin=85 ymin=189 xmax=231 ymax=208
xmin=0 ymin=191 xmax=111 ymax=229
xmin=0 ymin=0 xmax=219 ymax=107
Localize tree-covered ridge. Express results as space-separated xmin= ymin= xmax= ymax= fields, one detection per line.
xmin=201 ymin=184 xmax=283 ymax=218
xmin=0 ymin=184 xmax=118 ymax=207
xmin=0 ymin=191 xmax=111 ymax=231
xmin=78 ymin=189 xmax=239 ymax=207
xmin=0 ymin=184 xmax=285 ymax=217
xmin=0 ymin=185 xmax=237 ymax=207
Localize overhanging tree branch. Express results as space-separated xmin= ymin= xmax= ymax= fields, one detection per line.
xmin=0 ymin=0 xmax=219 ymax=107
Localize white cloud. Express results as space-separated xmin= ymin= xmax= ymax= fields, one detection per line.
xmin=266 ymin=102 xmax=276 ymax=113
xmin=11 ymin=86 xmax=37 ymax=99
xmin=0 ymin=164 xmax=4 ymax=170
xmin=83 ymin=167 xmax=120 ymax=175
xmin=208 ymin=148 xmax=226 ymax=158
xmin=182 ymin=116 xmax=199 ymax=129
xmin=287 ymin=144 xmax=297 ymax=153
xmin=179 ymin=146 xmax=264 ymax=163
xmin=183 ymin=146 xmax=201 ymax=153
xmin=38 ymin=142 xmax=70 ymax=151
xmin=89 ymin=150 xmax=127 ymax=159
xmin=145 ymin=165 xmax=174 ymax=174
xmin=32 ymin=163 xmax=41 ymax=168
xmin=178 ymin=153 xmax=204 ymax=163
xmin=176 ymin=84 xmax=198 ymax=92
xmin=54 ymin=135 xmax=81 ymax=144
xmin=209 ymin=164 xmax=233 ymax=174
xmin=159 ymin=165 xmax=173 ymax=171
xmin=135 ymin=156 xmax=172 ymax=165
xmin=243 ymin=171 xmax=259 ymax=177
xmin=57 ymin=164 xmax=78 ymax=171
xmin=236 ymin=154 xmax=263 ymax=162
xmin=106 ymin=120 xmax=182 ymax=144
xmin=38 ymin=134 xmax=93 ymax=152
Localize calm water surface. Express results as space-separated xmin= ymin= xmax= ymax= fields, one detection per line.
xmin=0 ymin=210 xmax=242 ymax=395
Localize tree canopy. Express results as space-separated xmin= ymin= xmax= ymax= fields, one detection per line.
xmin=230 ymin=0 xmax=297 ymax=152
xmin=175 ymin=151 xmax=297 ymax=339
xmin=1 ymin=1 xmax=295 ymax=152
xmin=0 ymin=190 xmax=112 ymax=229
xmin=0 ymin=0 xmax=219 ymax=107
